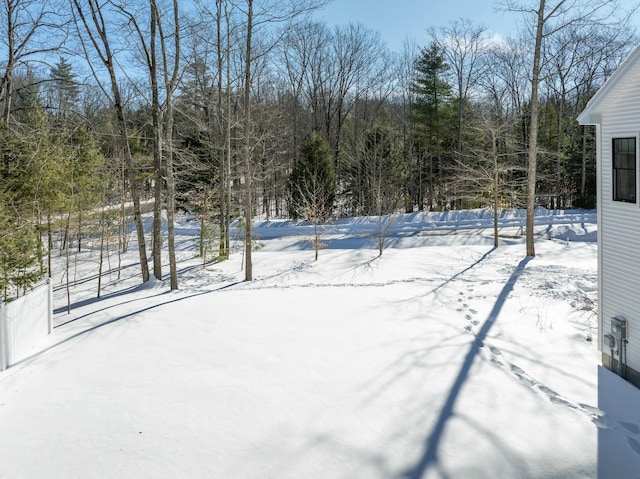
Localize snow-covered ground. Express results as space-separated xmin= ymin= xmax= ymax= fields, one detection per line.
xmin=1 ymin=208 xmax=639 ymax=478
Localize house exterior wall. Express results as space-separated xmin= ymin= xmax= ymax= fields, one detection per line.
xmin=593 ymin=55 xmax=640 ymax=381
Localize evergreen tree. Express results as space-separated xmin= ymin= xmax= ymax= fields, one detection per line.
xmin=290 ymin=132 xmax=336 ymax=219
xmin=10 ymin=69 xmax=44 ymax=127
xmin=48 ymin=57 xmax=80 ymax=126
xmin=338 ymin=104 xmax=408 ymax=216
xmin=290 ymin=132 xmax=335 ymax=260
xmin=0 ymin=196 xmax=40 ymax=300
xmin=411 ymin=42 xmax=454 ymax=210
xmin=0 ymin=101 xmax=50 ymax=297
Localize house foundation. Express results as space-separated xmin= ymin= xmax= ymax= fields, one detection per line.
xmin=603 ymin=352 xmax=640 ymax=389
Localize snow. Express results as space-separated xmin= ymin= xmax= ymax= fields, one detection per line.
xmin=1 ymin=207 xmax=639 ymax=478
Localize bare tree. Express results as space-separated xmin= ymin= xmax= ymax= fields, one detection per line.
xmin=501 ymin=0 xmax=632 ymax=257
xmin=429 ymin=18 xmax=490 ymax=156
xmin=241 ymin=0 xmax=255 ymax=280
xmin=280 ymin=21 xmax=326 ymax=164
xmin=454 ymin=112 xmax=526 ymax=247
xmin=544 ymin=22 xmax=637 ymax=206
xmin=526 ymin=0 xmax=553 ymax=257
xmin=292 ymin=179 xmax=333 ymax=261
xmin=395 ymin=38 xmax=420 ymax=212
xmin=572 ymin=29 xmax=635 ymax=197
xmin=111 ymin=1 xmax=163 ymax=280
xmin=108 ymin=0 xmax=181 ymax=289
xmin=0 ymin=0 xmax=66 ymax=125
xmin=188 ymin=0 xmax=235 ymax=260
xmin=158 ymin=0 xmax=181 ymax=290
xmin=70 ymin=0 xmax=150 ymax=282
xmin=290 ymin=132 xmax=335 ymax=261
xmin=216 ymin=0 xmax=230 ymax=259
xmin=234 ymin=0 xmax=329 ymax=281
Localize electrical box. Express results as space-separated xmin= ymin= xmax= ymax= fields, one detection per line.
xmin=611 ymin=316 xmax=628 ymax=341
xmin=604 ymin=334 xmax=616 ymax=349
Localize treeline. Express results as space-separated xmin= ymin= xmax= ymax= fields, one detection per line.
xmin=0 ymin=0 xmax=637 ymax=298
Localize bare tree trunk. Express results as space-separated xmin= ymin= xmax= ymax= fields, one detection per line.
xmin=556 ymin=93 xmax=565 ymax=208
xmin=157 ymin=0 xmax=180 ymax=290
xmin=243 ymin=0 xmax=254 ymax=281
xmin=118 ymin=0 xmax=179 ymax=288
xmin=117 ymin=98 xmax=151 ymax=283
xmin=97 ymin=209 xmax=105 ymax=298
xmin=71 ymin=0 xmax=150 ymax=282
xmin=216 ymin=0 xmax=227 ymax=260
xmin=165 ymin=118 xmax=178 ymax=290
xmin=492 ymin=129 xmax=499 ymax=248
xmin=118 ymin=185 xmax=126 ymax=279
xmin=225 ymin=10 xmax=232 ymax=257
xmin=526 ymin=0 xmax=546 ymax=258
xmin=65 ymin=211 xmax=71 ymax=313
xmin=2 ymin=62 xmax=13 ymax=125
xmin=150 ymin=4 xmax=163 ymax=281
xmin=77 ymin=211 xmax=83 ymax=252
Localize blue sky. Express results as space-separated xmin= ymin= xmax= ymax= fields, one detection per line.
xmin=314 ymin=0 xmax=517 ymax=51
xmin=315 ymin=0 xmax=640 ymax=52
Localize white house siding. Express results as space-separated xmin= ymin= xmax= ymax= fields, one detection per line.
xmin=598 ymin=61 xmax=640 ymax=374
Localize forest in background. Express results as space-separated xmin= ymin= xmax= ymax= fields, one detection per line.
xmin=0 ymin=0 xmax=637 ymax=298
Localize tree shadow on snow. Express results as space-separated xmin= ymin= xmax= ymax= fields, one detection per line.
xmin=53 ymin=279 xmax=152 ymax=316
xmin=399 ymin=256 xmax=532 ymax=479
xmin=15 ymin=281 xmax=243 ymax=369
xmin=51 ymin=261 xmax=141 ymax=296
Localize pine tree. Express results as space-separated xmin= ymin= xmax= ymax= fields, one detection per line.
xmin=0 ymin=90 xmax=50 ymax=298
xmin=0 ymin=190 xmax=41 ymax=300
xmin=290 ymin=132 xmax=335 ymax=260
xmin=411 ymin=42 xmax=454 ymax=210
xmin=48 ymin=57 xmax=79 ymax=127
xmin=290 ymin=133 xmax=336 ymax=219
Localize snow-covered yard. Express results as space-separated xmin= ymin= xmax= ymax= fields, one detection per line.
xmin=1 ymin=208 xmax=639 ymax=478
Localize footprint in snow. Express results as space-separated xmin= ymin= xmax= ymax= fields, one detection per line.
xmin=510 ymin=366 xmax=603 ymax=417
xmin=592 ymin=416 xmax=612 ymax=429
xmin=549 ymin=394 xmax=577 ymax=409
xmin=580 ymin=403 xmax=603 ymax=417
xmin=496 ymin=360 xmax=638 ymax=436
xmin=469 ymin=308 xmax=478 ymax=315
xmin=489 ymin=346 xmax=502 ymax=356
xmin=509 ymin=364 xmax=537 ymax=388
xmin=537 ymin=385 xmax=559 ymax=397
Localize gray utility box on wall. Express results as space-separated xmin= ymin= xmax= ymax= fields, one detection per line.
xmin=604 ymin=334 xmax=616 ymax=349
xmin=611 ymin=316 xmax=628 ymax=342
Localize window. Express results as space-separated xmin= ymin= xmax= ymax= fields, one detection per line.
xmin=613 ymin=137 xmax=636 ymax=203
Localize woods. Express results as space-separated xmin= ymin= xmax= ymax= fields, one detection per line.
xmin=0 ymin=0 xmax=637 ymax=299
